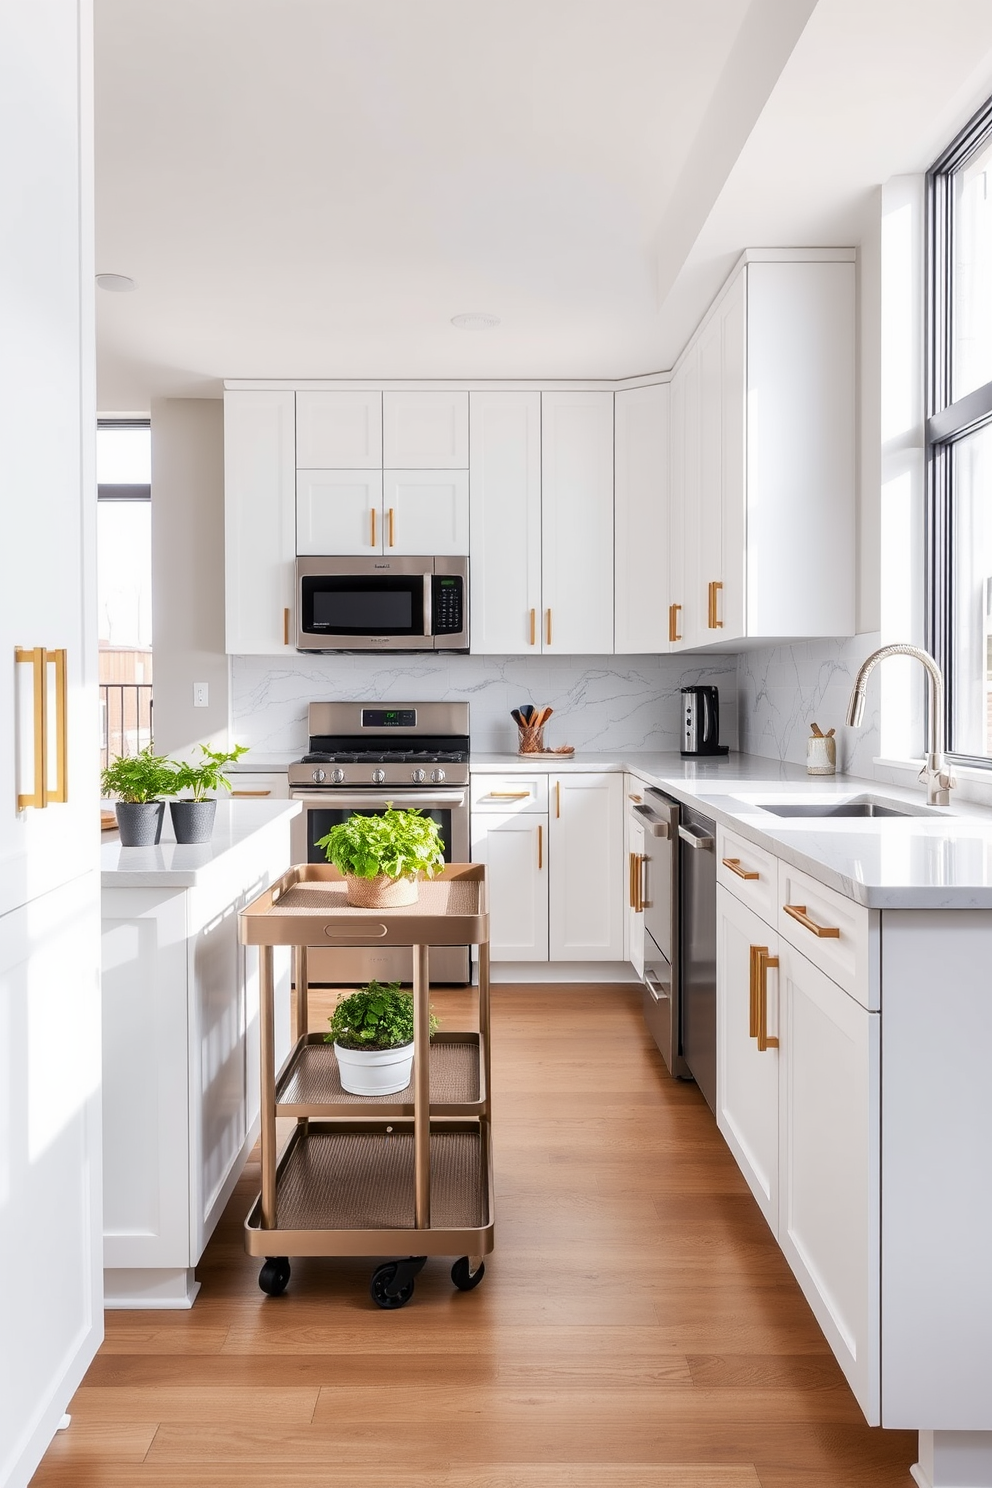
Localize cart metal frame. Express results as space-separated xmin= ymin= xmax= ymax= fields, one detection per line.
xmin=238 ymin=863 xmax=493 ymax=1305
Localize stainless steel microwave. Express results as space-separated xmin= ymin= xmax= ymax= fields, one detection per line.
xmin=295 ymin=555 xmax=469 ymax=652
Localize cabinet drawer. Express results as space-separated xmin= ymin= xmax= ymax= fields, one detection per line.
xmin=471 ymin=774 xmax=548 ymax=813
xmin=717 ymin=826 xmax=779 ymax=926
xmin=229 ymin=772 xmax=290 ymax=801
xmin=777 ymin=861 xmax=877 ymax=1010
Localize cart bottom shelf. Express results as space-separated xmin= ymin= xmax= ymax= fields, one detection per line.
xmin=244 ymin=1124 xmax=493 ymax=1257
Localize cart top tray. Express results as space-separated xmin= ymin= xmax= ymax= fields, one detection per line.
xmin=239 ymin=862 xmax=488 ymax=947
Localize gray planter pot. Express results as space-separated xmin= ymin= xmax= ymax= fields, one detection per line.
xmin=169 ymin=798 xmax=217 ymax=844
xmin=116 ymin=800 xmax=165 ymax=846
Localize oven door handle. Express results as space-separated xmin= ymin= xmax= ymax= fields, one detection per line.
xmin=290 ymin=789 xmax=468 ymax=807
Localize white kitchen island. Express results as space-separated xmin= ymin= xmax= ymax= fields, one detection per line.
xmin=100 ymin=798 xmax=300 ymax=1308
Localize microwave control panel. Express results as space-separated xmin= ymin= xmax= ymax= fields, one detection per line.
xmin=432 ymin=576 xmax=464 ymax=634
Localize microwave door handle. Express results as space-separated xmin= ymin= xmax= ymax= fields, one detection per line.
xmin=423 ymin=574 xmax=432 ymax=636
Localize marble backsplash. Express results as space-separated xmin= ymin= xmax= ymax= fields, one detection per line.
xmin=737 ymin=634 xmax=883 ymax=775
xmin=231 ymin=652 xmax=740 ymax=757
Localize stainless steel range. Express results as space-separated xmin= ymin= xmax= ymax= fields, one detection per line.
xmin=289 ymin=701 xmax=471 ymax=985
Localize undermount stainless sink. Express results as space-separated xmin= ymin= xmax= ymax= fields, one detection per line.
xmin=758 ymin=794 xmax=939 ymax=820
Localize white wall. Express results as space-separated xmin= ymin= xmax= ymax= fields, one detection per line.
xmin=150 ymin=399 xmax=230 ymax=755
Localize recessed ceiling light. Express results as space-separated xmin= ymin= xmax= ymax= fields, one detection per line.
xmin=451 ymin=313 xmax=500 ymax=329
xmin=96 ymin=273 xmax=137 ymax=292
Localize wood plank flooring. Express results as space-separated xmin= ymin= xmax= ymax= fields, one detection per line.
xmin=32 ymin=986 xmax=916 ymax=1487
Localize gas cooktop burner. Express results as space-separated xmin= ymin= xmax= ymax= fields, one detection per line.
xmin=301 ymin=749 xmax=468 ymax=765
xmin=289 ymin=701 xmax=472 ymax=789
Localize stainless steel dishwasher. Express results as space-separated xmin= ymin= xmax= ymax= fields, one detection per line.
xmin=678 ymin=803 xmax=717 ymax=1113
xmin=632 ymin=788 xmax=689 ymax=1079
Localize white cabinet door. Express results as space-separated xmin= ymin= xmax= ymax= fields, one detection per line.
xmin=716 ymin=885 xmax=779 ymax=1233
xmin=719 ymin=270 xmax=746 ymax=641
xmin=224 ymin=390 xmax=296 ymax=654
xmin=382 ymin=470 xmax=469 ymax=555
xmin=627 ymin=811 xmax=645 ymax=977
xmin=296 ymin=390 xmax=382 ymax=468
xmin=471 ymin=811 xmax=548 ymax=961
xmin=296 ymin=469 xmax=383 ymax=555
xmin=778 ymin=938 xmax=880 ymax=1423
xmin=541 ymin=391 xmax=615 ymax=654
xmin=669 ymin=346 xmax=700 ymax=650
xmin=469 ymin=391 xmax=542 ymax=654
xmin=383 ymin=390 xmax=469 ymax=468
xmin=697 ymin=312 xmax=724 ymax=645
xmin=549 ymin=773 xmax=624 ymax=960
xmin=0 ymin=874 xmax=102 ymax=1484
xmin=614 ymin=384 xmax=670 ymax=654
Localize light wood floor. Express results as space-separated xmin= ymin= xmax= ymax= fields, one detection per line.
xmin=33 ymin=986 xmax=916 ymax=1487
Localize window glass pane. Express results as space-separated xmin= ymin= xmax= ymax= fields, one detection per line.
xmin=952 ymin=135 xmax=992 ymax=401
xmin=97 ymin=500 xmax=152 ymax=648
xmin=97 ymin=424 xmax=150 ymax=484
xmin=950 ymin=423 xmax=992 ymax=755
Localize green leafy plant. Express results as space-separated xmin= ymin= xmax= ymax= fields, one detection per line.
xmin=324 ymin=980 xmax=438 ymax=1051
xmin=100 ymin=746 xmax=176 ymax=803
xmin=316 ymin=805 xmax=445 ymax=882
xmin=170 ymin=743 xmax=249 ymax=802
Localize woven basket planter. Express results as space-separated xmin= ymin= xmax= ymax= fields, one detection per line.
xmin=344 ymin=873 xmax=419 ymax=908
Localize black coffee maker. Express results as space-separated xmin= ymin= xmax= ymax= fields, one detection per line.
xmin=681 ymin=685 xmax=729 ymax=757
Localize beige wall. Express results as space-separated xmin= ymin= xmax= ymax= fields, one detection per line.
xmin=150 ymin=398 xmax=230 ymax=756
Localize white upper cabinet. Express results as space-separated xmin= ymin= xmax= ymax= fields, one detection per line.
xmin=295 ymin=390 xmax=382 ymax=468
xmin=383 ymin=390 xmax=469 ymax=468
xmin=383 ymin=470 xmax=469 ymax=554
xmin=541 ymin=391 xmax=615 ymax=655
xmin=296 ymin=470 xmax=383 ymax=556
xmin=614 ymin=383 xmax=670 ymax=654
xmin=469 ymin=391 xmax=542 ymax=654
xmin=668 ymin=345 xmax=700 ymax=651
xmin=224 ymin=390 xmax=296 ymax=654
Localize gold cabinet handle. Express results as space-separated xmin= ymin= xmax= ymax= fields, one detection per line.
xmin=537 ymin=822 xmax=543 ymax=871
xmin=783 ymin=903 xmax=840 ymax=939
xmin=546 ymin=608 xmax=553 ymax=646
xmin=708 ymin=580 xmax=724 ymax=629
xmin=370 ymin=508 xmax=377 ymax=548
xmin=722 ymin=856 xmax=758 ymax=881
xmin=15 ymin=646 xmax=47 ymax=810
xmin=231 ymin=789 xmax=272 ymax=797
xmin=388 ymin=507 xmax=395 ymax=547
xmin=748 ymin=945 xmax=762 ymax=1039
xmin=629 ymin=851 xmax=636 ymax=910
xmin=634 ymin=853 xmax=645 ymax=914
xmin=48 ymin=648 xmax=68 ymax=804
xmin=669 ymin=603 xmax=682 ymax=643
xmin=487 ymin=790 xmax=531 ymax=799
xmin=529 ymin=608 xmax=536 ymax=647
xmin=555 ymin=779 xmax=561 ymax=818
xmin=756 ymin=947 xmax=779 ymax=1051
xmin=628 ymin=793 xmax=642 ymax=803
xmin=283 ymin=608 xmax=291 ymax=645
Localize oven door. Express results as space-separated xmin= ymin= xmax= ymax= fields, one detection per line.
xmin=288 ymin=788 xmax=471 ymax=985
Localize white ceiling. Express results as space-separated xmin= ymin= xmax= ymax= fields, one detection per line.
xmin=95 ymin=0 xmax=992 ymax=410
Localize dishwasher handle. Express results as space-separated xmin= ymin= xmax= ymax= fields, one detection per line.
xmin=644 ymin=967 xmax=672 ymax=1004
xmin=678 ymin=823 xmax=714 ymax=851
xmin=631 ymin=803 xmax=671 ymax=837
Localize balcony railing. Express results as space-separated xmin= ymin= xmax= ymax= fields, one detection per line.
xmin=101 ymin=683 xmax=153 ymax=770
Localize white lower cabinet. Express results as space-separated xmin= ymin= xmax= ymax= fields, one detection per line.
xmin=470 ymin=810 xmax=547 ymax=960
xmin=716 ymin=885 xmax=780 ymax=1232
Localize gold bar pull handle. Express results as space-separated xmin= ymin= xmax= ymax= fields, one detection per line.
xmin=529 ymin=608 xmax=536 ymax=647
xmin=546 ymin=608 xmax=552 ymax=646
xmin=757 ymin=948 xmax=779 ymax=1052
xmin=669 ymin=603 xmax=682 ymax=643
xmin=388 ymin=507 xmax=395 ymax=547
xmin=15 ymin=646 xmax=47 ymax=810
xmin=722 ymin=856 xmax=758 ymax=881
xmin=555 ymin=779 xmax=561 ymax=819
xmin=47 ymin=648 xmax=68 ymax=804
xmin=629 ymin=851 xmax=636 ymax=910
xmin=628 ymin=793 xmax=642 ymax=803
xmin=783 ymin=903 xmax=841 ymax=939
xmin=370 ymin=507 xmax=377 ymax=548
xmin=488 ymin=790 xmax=531 ymax=799
xmin=748 ymin=945 xmax=762 ymax=1039
xmin=283 ymin=608 xmax=291 ymax=646
xmin=708 ymin=580 xmax=724 ymax=629
xmin=537 ymin=823 xmax=543 ymax=871
xmin=231 ymin=789 xmax=272 ymax=797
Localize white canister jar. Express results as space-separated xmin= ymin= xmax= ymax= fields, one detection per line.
xmin=806 ymin=729 xmax=837 ymax=776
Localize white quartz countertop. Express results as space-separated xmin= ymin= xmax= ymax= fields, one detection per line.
xmin=471 ymin=751 xmax=992 ymax=908
xmin=101 ymin=799 xmax=301 ymax=887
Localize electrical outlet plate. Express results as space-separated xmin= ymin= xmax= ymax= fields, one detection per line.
xmin=193 ymin=682 xmax=209 ymax=708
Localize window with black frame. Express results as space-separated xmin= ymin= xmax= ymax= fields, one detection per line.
xmin=928 ymin=96 xmax=992 ymax=764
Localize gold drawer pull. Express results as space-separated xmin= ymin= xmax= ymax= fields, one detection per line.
xmin=370 ymin=508 xmax=377 ymax=547
xmin=283 ymin=607 xmax=291 ymax=645
xmin=628 ymin=793 xmax=642 ymax=803
xmin=750 ymin=946 xmax=779 ymax=1051
xmin=546 ymin=607 xmax=553 ymax=646
xmin=722 ymin=856 xmax=758 ymax=881
xmin=15 ymin=646 xmax=47 ymax=810
xmin=529 ymin=608 xmax=536 ymax=647
xmin=784 ymin=903 xmax=840 ymax=939
xmin=487 ymin=791 xmax=530 ymax=798
xmin=232 ymin=789 xmax=272 ymax=797
xmin=708 ymin=579 xmax=724 ymax=629
xmin=669 ymin=602 xmax=682 ymax=643
xmin=388 ymin=506 xmax=395 ymax=547
xmin=537 ymin=822 xmax=543 ymax=870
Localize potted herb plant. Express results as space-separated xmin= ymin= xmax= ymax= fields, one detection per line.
xmin=325 ymin=980 xmax=438 ymax=1096
xmin=168 ymin=742 xmax=248 ymax=843
xmin=101 ymin=747 xmax=176 ymax=846
xmin=316 ymin=805 xmax=445 ymax=908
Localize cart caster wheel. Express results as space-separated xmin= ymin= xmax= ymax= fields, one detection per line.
xmin=370 ymin=1262 xmax=414 ymax=1310
xmin=258 ymin=1256 xmax=291 ymax=1296
xmin=451 ymin=1256 xmax=486 ymax=1292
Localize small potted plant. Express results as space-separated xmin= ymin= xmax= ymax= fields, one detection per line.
xmin=101 ymin=746 xmax=176 ymax=846
xmin=316 ymin=805 xmax=445 ymax=908
xmin=168 ymin=742 xmax=249 ymax=843
xmin=325 ymin=980 xmax=438 ymax=1096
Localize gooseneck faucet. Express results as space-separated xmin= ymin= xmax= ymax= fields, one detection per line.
xmin=845 ymin=644 xmax=955 ymax=806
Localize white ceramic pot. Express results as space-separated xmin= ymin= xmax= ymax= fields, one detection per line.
xmin=334 ymin=1041 xmax=414 ymax=1097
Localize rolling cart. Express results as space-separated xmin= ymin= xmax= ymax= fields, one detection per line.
xmin=238 ymin=862 xmax=493 ymax=1309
